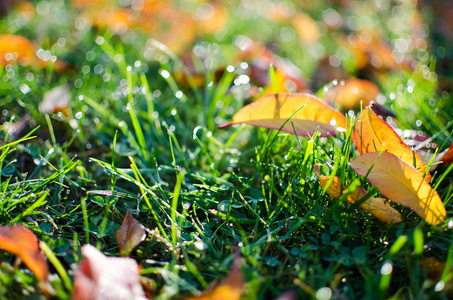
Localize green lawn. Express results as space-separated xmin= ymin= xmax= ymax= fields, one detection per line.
xmin=1 ymin=0 xmax=453 ymax=299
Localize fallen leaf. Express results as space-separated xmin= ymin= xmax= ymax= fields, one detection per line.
xmin=0 ymin=34 xmax=37 ymax=66
xmin=39 ymin=85 xmax=71 ymax=115
xmin=185 ymin=255 xmax=243 ymax=300
xmin=314 ymin=165 xmax=402 ymax=223
xmin=440 ymin=142 xmax=453 ymax=165
xmin=0 ymin=225 xmax=48 ymax=284
xmin=348 ymin=151 xmax=446 ymax=225
xmin=353 ymin=106 xmax=431 ymax=181
xmin=73 ymin=244 xmax=146 ymax=300
xmin=261 ymin=67 xmax=289 ymax=95
xmin=219 ymin=93 xmax=346 ymax=137
xmin=346 ymin=35 xmax=403 ymax=71
xmin=292 ymin=13 xmax=320 ymax=45
xmin=323 ymin=78 xmax=380 ymax=110
xmin=194 ymin=2 xmax=228 ymax=35
xmin=237 ymin=42 xmax=309 ymax=91
xmin=115 ymin=208 xmax=146 ymax=256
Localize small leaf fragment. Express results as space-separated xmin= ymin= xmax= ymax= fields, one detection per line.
xmin=0 ymin=225 xmax=48 ymax=284
xmin=115 ymin=208 xmax=146 ymax=256
xmin=73 ymin=244 xmax=146 ymax=300
xmin=314 ymin=165 xmax=402 ymax=223
xmin=349 ymin=151 xmax=446 ymax=225
xmin=441 ymin=142 xmax=453 ymax=165
xmin=353 ymin=106 xmax=431 ymax=181
xmin=185 ymin=255 xmax=243 ymax=300
xmin=219 ymin=93 xmax=346 ymax=137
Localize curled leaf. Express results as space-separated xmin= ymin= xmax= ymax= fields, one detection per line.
xmin=0 ymin=225 xmax=48 ymax=284
xmin=219 ymin=93 xmax=346 ymax=137
xmin=353 ymin=106 xmax=430 ymax=181
xmin=115 ymin=208 xmax=146 ymax=256
xmin=314 ymin=166 xmax=402 ymax=223
xmin=349 ymin=151 xmax=446 ymax=225
xmin=73 ymin=244 xmax=146 ymax=300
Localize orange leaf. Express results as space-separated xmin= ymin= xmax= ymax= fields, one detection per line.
xmin=261 ymin=68 xmax=289 ymax=95
xmin=323 ymin=78 xmax=380 ymax=110
xmin=219 ymin=93 xmax=346 ymax=137
xmin=349 ymin=151 xmax=446 ymax=225
xmin=0 ymin=34 xmax=36 ymax=66
xmin=185 ymin=255 xmax=243 ymax=300
xmin=115 ymin=208 xmax=146 ymax=256
xmin=353 ymin=106 xmax=431 ymax=181
xmin=441 ymin=142 xmax=453 ymax=165
xmin=0 ymin=225 xmax=48 ymax=284
xmin=314 ymin=166 xmax=402 ymax=223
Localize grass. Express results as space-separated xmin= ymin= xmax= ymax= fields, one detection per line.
xmin=1 ymin=0 xmax=453 ymax=299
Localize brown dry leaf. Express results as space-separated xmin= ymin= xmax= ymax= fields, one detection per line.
xmin=115 ymin=208 xmax=146 ymax=256
xmin=353 ymin=106 xmax=431 ymax=181
xmin=184 ymin=255 xmax=243 ymax=300
xmin=219 ymin=93 xmax=346 ymax=137
xmin=323 ymin=78 xmax=380 ymax=110
xmin=313 ymin=165 xmax=402 ymax=223
xmin=73 ymin=244 xmax=146 ymax=300
xmin=349 ymin=151 xmax=446 ymax=225
xmin=0 ymin=225 xmax=48 ymax=284
xmin=419 ymin=258 xmax=453 ymax=293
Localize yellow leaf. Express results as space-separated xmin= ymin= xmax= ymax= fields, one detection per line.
xmin=353 ymin=106 xmax=431 ymax=181
xmin=0 ymin=225 xmax=48 ymax=284
xmin=292 ymin=13 xmax=320 ymax=45
xmin=115 ymin=208 xmax=146 ymax=256
xmin=348 ymin=151 xmax=446 ymax=225
xmin=314 ymin=166 xmax=402 ymax=224
xmin=219 ymin=93 xmax=346 ymax=137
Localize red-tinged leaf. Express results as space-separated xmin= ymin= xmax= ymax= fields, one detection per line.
xmin=313 ymin=166 xmax=402 ymax=223
xmin=441 ymin=142 xmax=453 ymax=165
xmin=323 ymin=78 xmax=380 ymax=110
xmin=353 ymin=106 xmax=431 ymax=181
xmin=73 ymin=244 xmax=146 ymax=300
xmin=115 ymin=208 xmax=146 ymax=256
xmin=184 ymin=255 xmax=243 ymax=300
xmin=219 ymin=93 xmax=346 ymax=137
xmin=349 ymin=151 xmax=446 ymax=225
xmin=0 ymin=225 xmax=48 ymax=284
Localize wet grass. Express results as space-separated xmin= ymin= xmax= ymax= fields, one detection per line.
xmin=1 ymin=0 xmax=453 ymax=299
